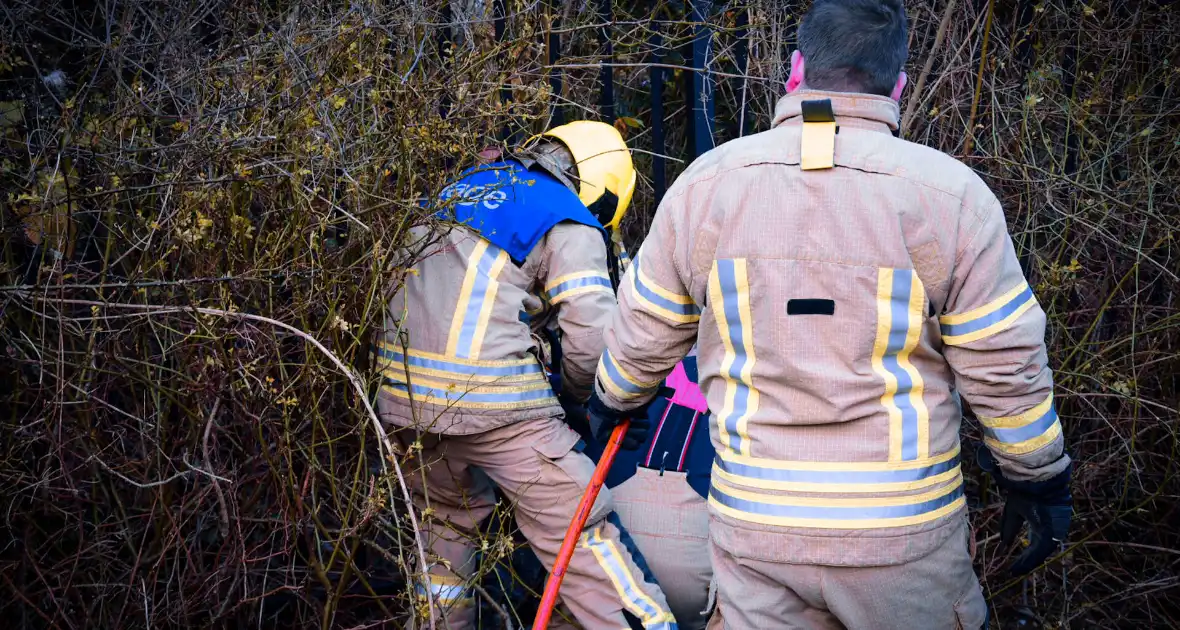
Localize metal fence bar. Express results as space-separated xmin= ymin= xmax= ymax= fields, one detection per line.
xmin=597 ymin=0 xmax=616 ymax=122
xmin=494 ymin=0 xmax=513 ymax=142
xmin=690 ymin=0 xmax=715 ymax=157
xmin=649 ymin=25 xmax=667 ymax=204
xmin=547 ymin=3 xmax=564 ymax=126
xmin=735 ymin=4 xmax=751 ymax=138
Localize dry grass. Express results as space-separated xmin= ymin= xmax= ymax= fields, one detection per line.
xmin=1 ymin=1 xmax=1177 ymax=628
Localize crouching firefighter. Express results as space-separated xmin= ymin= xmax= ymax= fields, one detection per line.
xmin=579 ymin=349 xmax=717 ymax=630
xmin=375 ymin=120 xmax=677 ymax=630
xmin=583 ymin=1 xmax=1073 ymax=629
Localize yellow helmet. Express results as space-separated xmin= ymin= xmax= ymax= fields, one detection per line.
xmin=526 ymin=120 xmax=637 ymax=230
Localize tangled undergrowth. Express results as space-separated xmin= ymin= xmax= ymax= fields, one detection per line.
xmin=1 ymin=1 xmax=1178 ymax=628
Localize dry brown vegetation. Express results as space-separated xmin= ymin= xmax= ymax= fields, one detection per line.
xmin=1 ymin=1 xmax=1178 ymax=628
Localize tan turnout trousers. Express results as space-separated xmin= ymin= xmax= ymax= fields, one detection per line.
xmin=394 ymin=415 xmax=677 ymax=630
xmin=611 ymin=468 xmax=714 ymax=630
xmin=705 ymin=515 xmax=987 ymax=630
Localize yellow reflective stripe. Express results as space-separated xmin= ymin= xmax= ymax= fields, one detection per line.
xmin=551 ymin=283 xmax=613 ymax=305
xmin=380 ymin=363 xmax=545 ymax=385
xmin=614 ymin=236 xmax=632 ymax=274
xmin=468 ymin=250 xmax=509 ymax=359
xmin=901 ymin=272 xmax=931 ymax=460
xmin=940 ymin=281 xmax=1038 ymax=346
xmin=596 ymin=349 xmax=660 ymax=401
xmin=583 ymin=531 xmax=635 ymax=618
xmin=717 ymin=444 xmax=959 ymax=472
xmin=712 ymin=475 xmax=961 ymax=508
xmin=979 ymin=394 xmax=1054 ymax=429
xmin=582 ymin=528 xmax=673 ymax=626
xmin=984 ymin=420 xmax=1062 ymax=455
xmin=709 ymin=473 xmax=965 ymax=529
xmin=873 ymin=269 xmax=904 ymax=461
xmin=732 ymin=260 xmax=758 ymax=457
xmin=374 ymin=341 xmax=541 ymax=368
xmin=629 ymin=248 xmax=701 ymax=324
xmin=873 ymin=268 xmax=929 ymax=462
xmin=446 ymin=240 xmax=489 ymax=356
xmin=545 ymin=270 xmax=611 ymax=292
xmin=708 ymin=492 xmax=966 ymax=530
xmin=417 ymin=576 xmax=473 ymax=605
xmin=635 ymin=261 xmax=694 ymax=306
xmin=711 ymin=461 xmax=962 ymax=494
xmin=940 ymin=281 xmax=1030 ymax=325
xmin=942 ymin=300 xmax=1036 ymax=346
xmin=707 ymin=262 xmax=735 ymax=453
xmin=707 ymin=258 xmax=763 ymax=457
xmin=382 ymin=371 xmax=553 ymax=394
xmin=381 ymin=384 xmax=558 ymax=410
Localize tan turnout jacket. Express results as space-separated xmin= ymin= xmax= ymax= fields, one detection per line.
xmin=377 ymin=218 xmax=616 ymax=435
xmin=594 ymin=90 xmax=1070 ymax=566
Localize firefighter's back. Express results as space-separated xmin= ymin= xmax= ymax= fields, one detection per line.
xmin=376 ymin=221 xmax=568 ymax=434
xmin=643 ymin=92 xmax=1037 ymax=567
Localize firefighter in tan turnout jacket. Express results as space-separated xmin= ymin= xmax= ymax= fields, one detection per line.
xmin=585 ymin=1 xmax=1074 ymax=628
xmin=376 ymin=121 xmax=676 ymax=630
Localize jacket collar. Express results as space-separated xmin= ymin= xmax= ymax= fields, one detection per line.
xmin=772 ymin=89 xmax=900 ymax=135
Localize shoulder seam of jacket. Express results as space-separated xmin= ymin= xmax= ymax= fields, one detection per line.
xmin=953 ymin=196 xmax=1004 ymax=272
xmin=664 ymin=155 xmax=986 ymax=209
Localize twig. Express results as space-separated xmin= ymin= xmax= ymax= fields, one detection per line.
xmin=203 ymin=397 xmax=230 ymax=537
xmin=901 ymin=0 xmax=959 ymax=135
xmin=29 ymin=295 xmax=437 ymax=630
xmin=963 ymin=0 xmax=996 ymax=155
xmin=472 ymin=580 xmax=516 ymax=630
xmin=90 ymin=456 xmax=192 ymax=489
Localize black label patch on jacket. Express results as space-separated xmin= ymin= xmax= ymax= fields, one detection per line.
xmin=787 ymin=299 xmax=835 ymax=316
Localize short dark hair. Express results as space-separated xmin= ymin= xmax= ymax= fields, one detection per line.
xmin=797 ymin=0 xmax=909 ymax=97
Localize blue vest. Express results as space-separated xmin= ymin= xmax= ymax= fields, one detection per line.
xmin=434 ymin=160 xmax=605 ymax=264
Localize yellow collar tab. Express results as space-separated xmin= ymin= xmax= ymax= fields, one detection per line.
xmin=800 ymin=98 xmax=837 ymax=171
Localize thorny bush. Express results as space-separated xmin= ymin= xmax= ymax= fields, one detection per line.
xmin=1 ymin=0 xmax=1178 ymax=628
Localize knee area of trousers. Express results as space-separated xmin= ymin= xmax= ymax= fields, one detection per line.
xmin=587 ymin=485 xmax=615 ymax=524
xmin=415 ymin=575 xmax=475 ymax=610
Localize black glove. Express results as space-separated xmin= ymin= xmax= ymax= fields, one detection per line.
xmin=978 ymin=446 xmax=1073 ymax=576
xmin=586 ymin=386 xmax=668 ymax=451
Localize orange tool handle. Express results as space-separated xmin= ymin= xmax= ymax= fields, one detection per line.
xmin=532 ymin=419 xmax=630 ymax=630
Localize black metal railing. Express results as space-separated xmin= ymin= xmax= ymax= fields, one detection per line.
xmin=443 ymin=1 xmax=757 ymax=211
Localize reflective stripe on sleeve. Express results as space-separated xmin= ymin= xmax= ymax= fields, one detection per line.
xmin=939 ymin=281 xmax=1037 ymax=346
xmin=597 ymin=348 xmax=660 ymax=401
xmin=628 ymin=248 xmax=701 ymax=324
xmin=545 ymin=271 xmax=613 ymax=304
xmin=980 ymin=394 xmax=1063 ymax=455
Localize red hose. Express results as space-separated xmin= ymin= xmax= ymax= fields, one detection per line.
xmin=532 ymin=419 xmax=630 ymax=630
